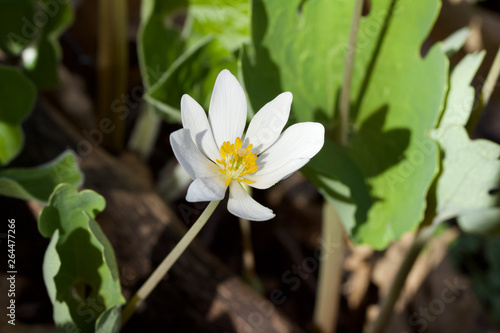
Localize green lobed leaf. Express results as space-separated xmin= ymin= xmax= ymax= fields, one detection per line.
xmin=39 ymin=184 xmax=125 ymax=332
xmin=0 ymin=65 xmax=36 ymax=165
xmin=430 ymin=51 xmax=500 ymax=235
xmin=437 ymin=51 xmax=485 ymax=129
xmin=243 ymin=0 xmax=354 ymax=122
xmin=244 ymin=0 xmax=448 ymax=248
xmin=0 ymin=150 xmax=83 ymax=202
xmin=345 ymin=0 xmax=447 ymax=247
xmin=433 ymin=126 xmax=500 ymax=225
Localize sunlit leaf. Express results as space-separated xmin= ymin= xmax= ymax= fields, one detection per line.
xmin=244 ymin=0 xmax=448 ymax=248
xmin=0 ymin=150 xmax=83 ymax=202
xmin=431 ymin=51 xmax=500 ymax=235
xmin=39 ymin=184 xmax=125 ymax=332
xmin=442 ymin=27 xmax=470 ymax=57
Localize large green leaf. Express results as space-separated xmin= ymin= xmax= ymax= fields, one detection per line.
xmin=431 ymin=52 xmax=500 ymax=235
xmin=0 ymin=150 xmax=83 ymax=202
xmin=244 ymin=0 xmax=354 ymax=121
xmin=39 ymin=184 xmax=125 ymax=332
xmin=243 ymin=0 xmax=448 ymax=248
xmin=345 ymin=0 xmax=447 ymax=247
xmin=0 ymin=65 xmax=36 ymax=165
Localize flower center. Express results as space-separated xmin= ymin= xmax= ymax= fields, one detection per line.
xmin=216 ymin=137 xmax=258 ymax=186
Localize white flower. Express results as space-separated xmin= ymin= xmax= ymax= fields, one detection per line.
xmin=170 ymin=69 xmax=325 ymax=221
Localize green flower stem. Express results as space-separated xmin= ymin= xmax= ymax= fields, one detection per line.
xmin=339 ymin=0 xmax=364 ymax=146
xmin=121 ymin=200 xmax=221 ymax=326
xmin=313 ymin=202 xmax=345 ymax=333
xmin=369 ymin=223 xmax=437 ymax=333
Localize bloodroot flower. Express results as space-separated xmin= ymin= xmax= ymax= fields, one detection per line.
xmin=170 ymin=70 xmax=325 ymax=221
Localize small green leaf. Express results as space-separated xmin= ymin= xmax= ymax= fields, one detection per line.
xmin=433 ymin=126 xmax=500 ymax=230
xmin=0 ymin=150 xmax=83 ymax=202
xmin=431 ymin=51 xmax=500 ymax=235
xmin=0 ymin=65 xmax=36 ymax=165
xmin=40 ymin=184 xmax=125 ymax=332
xmin=438 ymin=51 xmax=486 ymax=128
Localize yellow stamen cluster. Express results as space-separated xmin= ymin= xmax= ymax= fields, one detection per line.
xmin=216 ymin=137 xmax=258 ymax=186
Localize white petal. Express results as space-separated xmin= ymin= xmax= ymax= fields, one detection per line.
xmin=244 ymin=92 xmax=292 ymax=155
xmin=227 ymin=181 xmax=275 ymax=221
xmin=181 ymin=94 xmax=220 ymax=162
xmin=170 ymin=129 xmax=220 ymax=180
xmin=208 ymin=69 xmax=247 ymax=148
xmin=248 ymin=122 xmax=325 ymax=189
xmin=186 ymin=177 xmax=227 ymax=202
